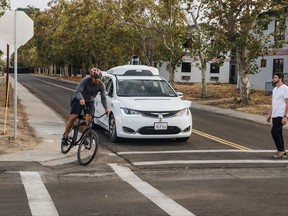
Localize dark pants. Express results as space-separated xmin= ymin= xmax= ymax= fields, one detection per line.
xmin=271 ymin=117 xmax=285 ymax=151
xmin=70 ymin=98 xmax=95 ymax=116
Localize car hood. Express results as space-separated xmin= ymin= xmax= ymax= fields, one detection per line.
xmin=118 ymin=97 xmax=190 ymax=111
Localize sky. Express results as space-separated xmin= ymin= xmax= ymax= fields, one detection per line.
xmin=10 ymin=0 xmax=50 ymax=10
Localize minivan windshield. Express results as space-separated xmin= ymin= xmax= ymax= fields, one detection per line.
xmin=116 ymin=79 xmax=177 ymax=97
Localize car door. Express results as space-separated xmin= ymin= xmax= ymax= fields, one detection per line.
xmin=95 ymin=76 xmax=114 ymax=129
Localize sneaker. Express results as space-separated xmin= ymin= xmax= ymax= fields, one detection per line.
xmin=273 ymin=151 xmax=286 ymax=159
xmin=61 ymin=137 xmax=69 ymax=146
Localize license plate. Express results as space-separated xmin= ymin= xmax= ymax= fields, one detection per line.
xmin=154 ymin=122 xmax=168 ymax=130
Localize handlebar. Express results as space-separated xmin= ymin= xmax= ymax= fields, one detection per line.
xmin=80 ymin=104 xmax=108 ymax=119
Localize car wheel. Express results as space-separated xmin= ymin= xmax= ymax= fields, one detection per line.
xmin=109 ymin=114 xmax=119 ymax=142
xmin=176 ymin=137 xmax=189 ymax=142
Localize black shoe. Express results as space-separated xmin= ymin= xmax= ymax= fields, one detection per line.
xmin=61 ymin=137 xmax=69 ymax=146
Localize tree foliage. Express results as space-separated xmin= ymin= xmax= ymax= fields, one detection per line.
xmin=11 ymin=0 xmax=288 ymax=104
xmin=200 ymin=0 xmax=288 ymax=104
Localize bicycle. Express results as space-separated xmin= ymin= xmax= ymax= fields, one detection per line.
xmin=61 ymin=107 xmax=106 ymax=166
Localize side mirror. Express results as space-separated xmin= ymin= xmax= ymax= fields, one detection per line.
xmin=177 ymin=92 xmax=183 ymax=98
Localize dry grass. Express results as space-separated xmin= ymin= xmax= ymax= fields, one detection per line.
xmin=174 ymin=82 xmax=271 ymax=116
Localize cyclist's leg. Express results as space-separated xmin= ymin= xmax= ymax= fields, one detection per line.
xmin=63 ymin=114 xmax=78 ymax=137
xmin=83 ymin=101 xmax=95 ymax=130
xmin=63 ymin=98 xmax=81 ymax=138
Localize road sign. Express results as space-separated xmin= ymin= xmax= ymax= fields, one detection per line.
xmin=0 ymin=11 xmax=34 ymax=139
xmin=0 ymin=10 xmax=34 ymax=55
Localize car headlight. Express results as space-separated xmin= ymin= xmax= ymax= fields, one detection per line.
xmin=121 ymin=107 xmax=141 ymax=115
xmin=175 ymin=108 xmax=189 ymax=116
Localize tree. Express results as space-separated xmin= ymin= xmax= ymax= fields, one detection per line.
xmin=206 ymin=0 xmax=286 ymax=105
xmin=153 ymin=0 xmax=190 ymax=87
xmin=184 ymin=0 xmax=226 ymax=98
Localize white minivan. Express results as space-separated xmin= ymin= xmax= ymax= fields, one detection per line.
xmin=94 ymin=64 xmax=192 ymax=142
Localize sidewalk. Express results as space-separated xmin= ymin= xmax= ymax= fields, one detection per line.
xmin=0 ymin=80 xmax=67 ymax=163
xmin=0 ymin=80 xmax=280 ymax=164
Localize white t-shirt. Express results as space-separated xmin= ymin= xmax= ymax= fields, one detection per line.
xmin=272 ymin=84 xmax=288 ymax=118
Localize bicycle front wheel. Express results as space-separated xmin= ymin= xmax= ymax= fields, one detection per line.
xmin=77 ymin=130 xmax=98 ymax=166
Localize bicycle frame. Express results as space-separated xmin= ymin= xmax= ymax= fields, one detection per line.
xmin=71 ymin=121 xmax=87 ymax=146
xmin=71 ymin=111 xmax=106 ymax=146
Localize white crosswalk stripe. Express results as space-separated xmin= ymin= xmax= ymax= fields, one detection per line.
xmin=20 ymin=171 xmax=59 ymax=216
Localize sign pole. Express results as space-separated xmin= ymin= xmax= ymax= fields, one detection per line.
xmin=14 ymin=10 xmax=17 ymax=139
xmin=5 ymin=44 xmax=9 ymax=107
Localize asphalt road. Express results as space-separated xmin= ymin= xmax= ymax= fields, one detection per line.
xmin=1 ymin=73 xmax=287 ymax=216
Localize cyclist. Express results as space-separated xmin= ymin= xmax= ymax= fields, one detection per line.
xmin=61 ymin=68 xmax=110 ymax=146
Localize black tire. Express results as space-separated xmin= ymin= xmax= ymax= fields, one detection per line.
xmin=61 ymin=128 xmax=74 ymax=154
xmin=109 ymin=114 xmax=120 ymax=142
xmin=77 ymin=130 xmax=98 ymax=166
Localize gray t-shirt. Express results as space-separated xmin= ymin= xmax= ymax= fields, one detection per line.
xmin=75 ymin=77 xmax=107 ymax=109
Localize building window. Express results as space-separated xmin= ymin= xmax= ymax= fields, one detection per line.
xmin=262 ymin=22 xmax=268 ymax=30
xmin=260 ymin=59 xmax=267 ymax=68
xmin=274 ymin=18 xmax=286 ymax=41
xmin=181 ymin=76 xmax=190 ymax=81
xmin=273 ymin=59 xmax=284 ymax=74
xmin=210 ymin=63 xmax=220 ymax=73
xmin=181 ymin=62 xmax=191 ymax=73
xmin=210 ymin=76 xmax=219 ymax=81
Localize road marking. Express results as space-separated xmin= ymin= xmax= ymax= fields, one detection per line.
xmin=33 ymin=77 xmax=74 ymax=91
xmin=193 ymin=129 xmax=252 ymax=150
xmin=133 ymin=159 xmax=288 ymax=166
xmin=109 ymin=163 xmax=195 ymax=216
xmin=20 ymin=171 xmax=59 ymax=216
xmin=117 ymin=149 xmax=276 ymax=155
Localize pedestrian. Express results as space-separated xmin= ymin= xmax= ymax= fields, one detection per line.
xmin=266 ymin=72 xmax=288 ymax=158
xmin=61 ymin=68 xmax=110 ymax=146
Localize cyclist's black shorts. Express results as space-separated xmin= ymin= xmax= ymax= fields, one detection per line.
xmin=70 ymin=98 xmax=95 ymax=116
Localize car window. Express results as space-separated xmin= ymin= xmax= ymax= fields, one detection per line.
xmin=101 ymin=76 xmax=110 ymax=90
xmin=106 ymin=79 xmax=114 ymax=97
xmin=116 ymin=79 xmax=177 ymax=97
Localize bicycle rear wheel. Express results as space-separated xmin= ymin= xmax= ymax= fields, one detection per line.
xmin=77 ymin=130 xmax=98 ymax=165
xmin=61 ymin=127 xmax=74 ymax=154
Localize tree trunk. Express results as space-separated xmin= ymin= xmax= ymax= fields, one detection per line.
xmin=49 ymin=65 xmax=53 ymax=75
xmin=237 ymin=49 xmax=251 ymax=105
xmin=64 ymin=63 xmax=69 ymax=77
xmin=198 ymin=51 xmax=207 ymax=98
xmin=167 ymin=62 xmax=175 ymax=87
xmin=201 ymin=66 xmax=207 ymax=98
xmin=81 ymin=65 xmax=86 ymax=78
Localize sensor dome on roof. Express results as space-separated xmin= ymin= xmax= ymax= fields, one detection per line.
xmin=130 ymin=55 xmax=140 ymax=65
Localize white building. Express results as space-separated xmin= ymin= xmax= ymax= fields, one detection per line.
xmin=158 ymin=11 xmax=288 ymax=92
xmin=250 ymin=15 xmax=288 ymax=92
xmin=158 ymin=56 xmax=237 ymax=84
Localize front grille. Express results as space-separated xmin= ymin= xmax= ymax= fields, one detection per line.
xmin=138 ymin=126 xmax=181 ymax=135
xmin=138 ymin=110 xmax=178 ymax=118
